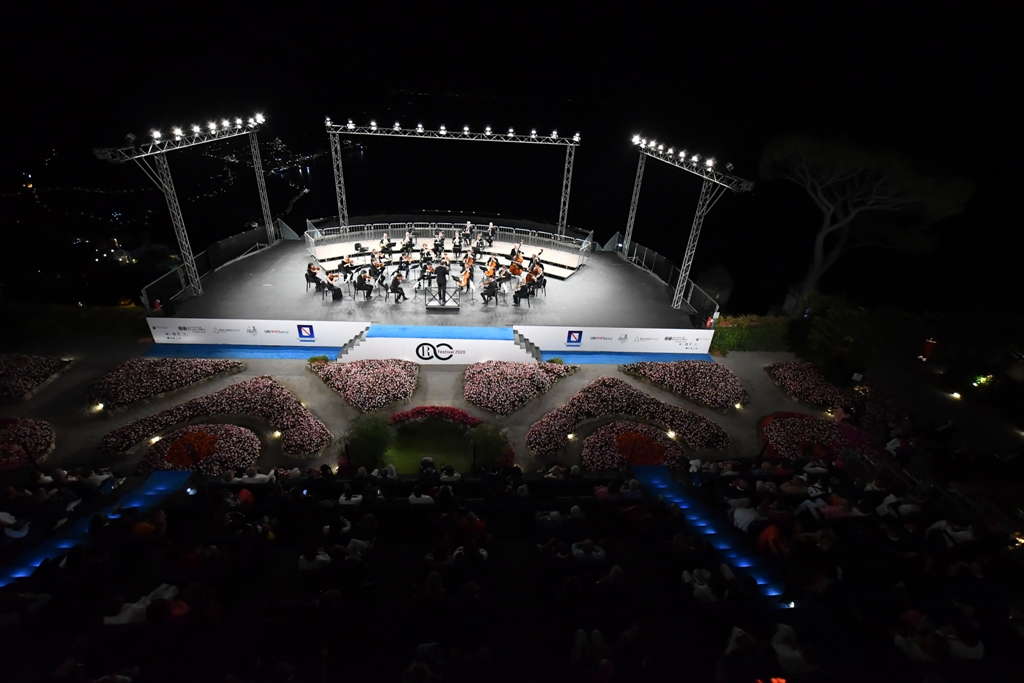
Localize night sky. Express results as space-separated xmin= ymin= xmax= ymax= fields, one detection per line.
xmin=4 ymin=1 xmax=1014 ymax=313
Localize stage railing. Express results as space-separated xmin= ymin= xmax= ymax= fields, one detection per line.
xmin=305 ymin=221 xmax=591 ymax=260
xmin=139 ymin=249 xmax=210 ymax=312
xmin=621 ymin=240 xmax=720 ymax=318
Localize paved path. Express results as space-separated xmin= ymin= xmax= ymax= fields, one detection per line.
xmin=7 ymin=350 xmax=826 ymax=474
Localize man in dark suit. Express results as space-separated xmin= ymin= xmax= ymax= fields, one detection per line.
xmin=480 ymin=277 xmax=498 ymax=304
xmin=389 ymin=273 xmax=407 ymax=303
xmin=434 ymin=261 xmax=449 ymax=303
xmin=354 ymin=271 xmax=374 ymax=300
xmin=513 ymin=280 xmax=530 ymax=306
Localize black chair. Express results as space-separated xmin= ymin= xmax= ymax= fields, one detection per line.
xmin=305 ymin=272 xmax=319 ymax=291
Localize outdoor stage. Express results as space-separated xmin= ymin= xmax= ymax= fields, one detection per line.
xmin=169 ymin=239 xmax=696 ymax=329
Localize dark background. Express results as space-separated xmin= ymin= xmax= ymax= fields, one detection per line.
xmin=2 ymin=1 xmax=1014 ymax=313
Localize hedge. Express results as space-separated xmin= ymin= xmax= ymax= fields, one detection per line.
xmin=710 ymin=316 xmax=791 ymax=353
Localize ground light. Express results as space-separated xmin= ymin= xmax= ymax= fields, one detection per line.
xmin=734 ymin=403 xmax=742 ymax=410
xmin=272 ymin=430 xmax=282 ymax=439
xmin=91 ymin=403 xmax=104 ymax=412
xmin=951 ymin=392 xmax=962 ymax=400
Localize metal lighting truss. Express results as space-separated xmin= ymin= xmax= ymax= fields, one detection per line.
xmin=325 ymin=120 xmax=581 ymax=234
xmin=621 ymin=135 xmax=753 ymax=310
xmin=95 ymin=115 xmax=274 ymax=297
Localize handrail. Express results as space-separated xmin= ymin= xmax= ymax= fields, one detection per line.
xmin=620 ymin=239 xmax=720 ymax=316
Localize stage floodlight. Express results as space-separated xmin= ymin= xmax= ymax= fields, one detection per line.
xmin=705 ymin=158 xmax=715 ymax=168
xmin=485 ymin=125 xmax=492 ymax=135
xmin=530 ymin=129 xmax=537 ymax=138
xmin=234 ymin=117 xmax=243 ymax=127
xmin=370 ymin=120 xmax=377 ymax=130
xmin=632 ymin=134 xmax=641 ymax=145
xmin=658 ymin=144 xmax=664 ymax=151
xmin=221 ymin=119 xmax=230 ymax=129
xmin=393 ymin=121 xmax=401 ymax=130
xmin=667 ymin=147 xmax=674 ymax=155
xmin=550 ymin=130 xmax=558 ymax=138
xmin=507 ymin=127 xmax=514 ymax=136
xmin=463 ymin=125 xmax=470 ymax=134
xmin=573 ymin=132 xmax=580 ymax=142
xmin=346 ymin=119 xmax=355 ymax=130
xmin=691 ymin=154 xmax=700 ymax=162
xmin=254 ymin=113 xmax=265 ymax=124
xmin=325 ymin=117 xmax=332 ymax=126
xmin=439 ymin=124 xmax=447 ymax=135
xmin=172 ymin=127 xmax=183 ymax=138
xmin=248 ymin=117 xmax=256 ymax=127
xmin=679 ymin=150 xmax=686 ymax=158
xmin=416 ymin=123 xmax=424 ymax=132
xmin=207 ymin=121 xmax=217 ymax=132
xmin=191 ymin=124 xmax=201 ymax=134
xmin=151 ymin=129 xmax=161 ymax=140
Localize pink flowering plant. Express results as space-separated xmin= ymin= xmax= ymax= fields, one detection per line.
xmin=756 ymin=411 xmax=883 ymax=461
xmin=580 ymin=421 xmax=686 ymax=471
xmin=526 ymin=377 xmax=729 ymax=459
xmin=621 ymin=360 xmax=748 ymax=410
xmin=312 ymin=359 xmax=419 ymax=412
xmin=464 ymin=361 xmax=578 ymax=415
xmin=145 ymin=423 xmax=261 ymax=477
xmin=101 ymin=376 xmax=330 ymax=458
xmin=0 ymin=417 xmax=56 ymax=471
xmin=88 ymin=358 xmax=245 ymax=409
xmin=765 ymin=360 xmax=851 ymax=410
xmin=0 ymin=354 xmax=69 ymax=401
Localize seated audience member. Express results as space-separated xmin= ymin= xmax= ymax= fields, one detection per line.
xmin=409 ymin=486 xmax=435 ymax=505
xmin=298 ymin=548 xmax=332 ymax=572
xmin=82 ymin=468 xmax=113 ymax=488
xmin=439 ymin=466 xmax=461 ymax=483
xmin=731 ymin=500 xmax=767 ymax=533
xmin=231 ymin=467 xmax=274 ymax=485
xmin=571 ymin=539 xmax=607 ymax=565
xmin=682 ymin=568 xmax=719 ymax=604
xmin=338 ymin=484 xmax=363 ymax=506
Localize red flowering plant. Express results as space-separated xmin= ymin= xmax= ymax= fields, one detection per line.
xmin=391 ymin=406 xmax=482 ymax=427
xmin=146 ymin=424 xmax=260 ymax=476
xmin=581 ymin=421 xmax=686 ymax=471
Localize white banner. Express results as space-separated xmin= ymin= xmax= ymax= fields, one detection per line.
xmin=342 ymin=337 xmax=535 ymax=364
xmin=514 ymin=325 xmax=714 ymax=354
xmin=147 ymin=318 xmax=371 ymax=347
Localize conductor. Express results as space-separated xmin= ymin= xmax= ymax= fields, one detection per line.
xmin=434 ymin=260 xmax=450 ymax=304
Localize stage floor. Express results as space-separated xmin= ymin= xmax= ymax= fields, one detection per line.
xmin=170 ymin=240 xmax=695 ymax=328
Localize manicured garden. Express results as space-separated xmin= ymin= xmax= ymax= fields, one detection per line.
xmin=87 ymin=358 xmax=245 ymax=409
xmin=311 ymin=358 xmax=419 ymax=412
xmin=463 ymin=360 xmax=578 ymax=415
xmin=0 ymin=354 xmax=71 ymax=401
xmin=621 ymin=359 xmax=748 ymax=410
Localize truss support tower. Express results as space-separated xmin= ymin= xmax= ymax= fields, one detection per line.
xmin=671 ymin=179 xmax=728 ymax=309
xmin=622 ymin=154 xmax=646 ymax=254
xmin=329 ymin=131 xmax=349 ymax=227
xmin=151 ymin=153 xmax=202 ymax=296
xmin=557 ymin=144 xmax=575 ymax=235
xmin=249 ymin=131 xmax=276 ymax=243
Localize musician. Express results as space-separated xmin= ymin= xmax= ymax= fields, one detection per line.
xmin=369 ymin=254 xmax=385 ymax=285
xmin=459 ymin=264 xmax=473 ymax=294
xmin=399 ymin=251 xmax=414 ymax=276
xmin=528 ymin=249 xmax=544 ymax=271
xmin=496 ymin=265 xmax=513 ymax=295
xmin=509 ymin=242 xmax=523 ymax=261
xmin=389 ymin=272 xmax=407 ymax=303
xmin=452 ymin=233 xmax=462 ymax=258
xmin=306 ymin=262 xmax=320 ymax=277
xmin=379 ymin=233 xmax=395 ymax=255
xmin=354 ymin=271 xmax=374 ymax=300
xmin=486 ymin=222 xmax=496 ymax=246
xmin=325 ymin=270 xmax=343 ymax=298
xmin=530 ymin=263 xmax=546 ymax=291
xmin=402 ymin=231 xmax=415 ymax=253
xmin=340 ymin=255 xmax=356 ymax=280
xmin=484 ymin=256 xmax=498 ymax=279
xmin=461 ymin=222 xmax=473 ymax=244
xmin=473 ymin=234 xmax=486 ymax=257
xmin=513 ymin=279 xmax=531 ymax=306
xmin=480 ymin=276 xmax=498 ymax=304
xmin=417 ymin=262 xmax=434 ymax=289
xmin=433 ymin=233 xmax=445 ymax=259
xmin=434 ymin=260 xmax=450 ymax=303
xmin=461 ymin=252 xmax=476 ymax=282
xmin=420 ymin=243 xmax=433 ymax=262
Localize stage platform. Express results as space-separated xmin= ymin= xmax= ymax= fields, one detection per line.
xmin=169 ymin=240 xmax=695 ymax=328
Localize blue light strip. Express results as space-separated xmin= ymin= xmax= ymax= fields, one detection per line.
xmin=632 ymin=465 xmax=789 ymax=607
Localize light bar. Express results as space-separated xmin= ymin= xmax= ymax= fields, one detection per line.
xmin=326 ymin=119 xmax=580 ymax=146
xmin=95 ymin=112 xmax=269 ymax=162
xmin=631 ymin=132 xmax=752 ymax=192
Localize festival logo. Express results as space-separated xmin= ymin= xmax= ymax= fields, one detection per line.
xmin=297 ymin=324 xmax=316 ymax=342
xmin=247 ymin=326 xmax=258 ymax=336
xmin=416 ymin=342 xmax=455 ymax=361
xmin=566 ymin=330 xmax=583 ymax=347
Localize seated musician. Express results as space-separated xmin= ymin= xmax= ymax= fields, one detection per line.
xmin=325 ymin=270 xmax=343 ymax=297
xmin=458 ymin=265 xmax=473 ymax=293
xmin=461 ymin=222 xmax=473 ymax=243
xmin=417 ymin=263 xmax=434 ymax=289
xmin=480 ymin=276 xmax=498 ymax=304
xmin=433 ymin=235 xmax=444 ymax=258
xmin=340 ymin=255 xmax=355 ymax=280
xmin=399 ymin=251 xmax=414 ymax=276
xmin=402 ymin=231 xmax=414 ymax=253
xmin=369 ymin=254 xmax=385 ymax=284
xmin=531 ymin=263 xmax=546 ymax=290
xmin=486 ymin=222 xmax=496 ymax=246
xmin=484 ymin=256 xmax=498 ymax=279
xmin=473 ymin=234 xmax=486 ymax=257
xmin=452 ymin=234 xmax=462 ymax=258
xmin=496 ymin=264 xmax=512 ymax=288
xmin=379 ymin=233 xmax=394 ymax=255
xmin=528 ymin=249 xmax=544 ymax=270
xmin=354 ymin=271 xmax=374 ymax=300
xmin=513 ymin=279 xmax=531 ymax=306
xmin=509 ymin=242 xmax=523 ymax=261
xmin=420 ymin=243 xmax=433 ymax=262
xmin=306 ymin=262 xmax=321 ymax=278
xmin=461 ymin=252 xmax=475 ymax=281
xmin=389 ymin=272 xmax=407 ymax=303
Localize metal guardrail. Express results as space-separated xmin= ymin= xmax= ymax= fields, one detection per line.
xmin=305 ymin=221 xmax=591 ymax=260
xmin=140 ymin=241 xmax=270 ymax=312
xmin=621 ymin=240 xmax=720 ymax=318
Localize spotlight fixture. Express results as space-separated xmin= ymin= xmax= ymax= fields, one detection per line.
xmin=172 ymin=127 xmax=183 ymax=138
xmin=507 ymin=127 xmax=514 ymax=136
xmin=439 ymin=124 xmax=447 ymax=135
xmin=247 ymin=117 xmax=256 ymax=127
xmin=272 ymin=430 xmax=282 ymax=438
xmin=734 ymin=403 xmax=742 ymax=410
xmin=254 ymin=113 xmax=265 ymax=124
xmin=666 ymin=430 xmax=676 ymax=439
xmin=530 ymin=129 xmax=537 ymax=138
xmin=573 ymin=132 xmax=580 ymax=142
xmin=234 ymin=117 xmax=243 ymax=127
xmin=484 ymin=125 xmax=492 ymax=135
xmin=207 ymin=121 xmax=217 ymax=132
xmin=550 ymin=129 xmax=558 ymax=138
xmin=151 ymin=129 xmax=162 ymax=140
xmin=370 ymin=120 xmax=377 ymax=130
xmin=567 ymin=433 xmax=576 ymax=440
xmin=346 ymin=119 xmax=355 ymax=130
xmin=463 ymin=125 xmax=470 ymax=134
xmin=393 ymin=121 xmax=401 ymax=130
xmin=191 ymin=124 xmax=201 ymax=134
xmin=632 ymin=134 xmax=641 ymax=145
xmin=705 ymin=158 xmax=715 ymax=168
xmin=416 ymin=123 xmax=424 ymax=132
xmin=325 ymin=116 xmax=332 ymax=126
xmin=220 ymin=119 xmax=230 ymax=129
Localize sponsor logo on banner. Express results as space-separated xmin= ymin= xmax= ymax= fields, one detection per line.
xmin=214 ymin=327 xmax=241 ymax=334
xmin=297 ymin=324 xmax=316 ymax=342
xmin=589 ymin=335 xmax=613 ymax=341
xmin=618 ymin=334 xmax=629 ymax=344
xmin=247 ymin=326 xmax=258 ymax=336
xmin=263 ymin=328 xmax=289 ymax=335
xmin=416 ymin=342 xmax=457 ymax=361
xmin=566 ymin=330 xmax=583 ymax=346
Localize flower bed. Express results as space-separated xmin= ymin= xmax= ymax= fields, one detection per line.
xmin=764 ymin=360 xmax=850 ymax=409
xmin=463 ymin=361 xmax=578 ymax=415
xmin=581 ymin=421 xmax=686 ymax=471
xmin=145 ymin=424 xmax=261 ymax=476
xmin=312 ymin=359 xmax=419 ymax=412
xmin=0 ymin=354 xmax=70 ymax=401
xmin=391 ymin=405 xmax=482 ymax=427
xmin=87 ymin=358 xmax=245 ymax=409
xmin=101 ymin=376 xmax=330 ymax=458
xmin=0 ymin=417 xmax=56 ymax=471
xmin=758 ymin=411 xmax=877 ymax=461
xmin=526 ymin=377 xmax=729 ymax=459
xmin=621 ymin=360 xmax=748 ymax=410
